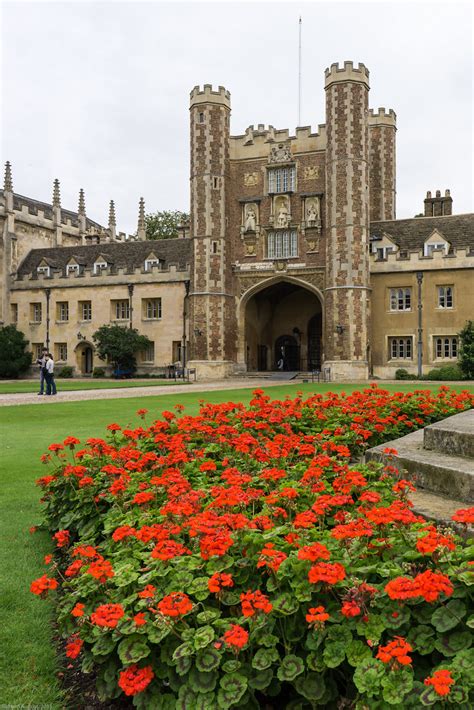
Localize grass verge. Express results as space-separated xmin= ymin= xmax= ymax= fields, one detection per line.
xmin=0 ymin=381 xmax=473 ymax=706
xmin=0 ymin=378 xmax=190 ymax=395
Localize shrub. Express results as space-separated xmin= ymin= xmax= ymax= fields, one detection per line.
xmin=423 ymin=365 xmax=463 ymax=381
xmin=458 ymin=320 xmax=474 ymax=380
xmin=57 ymin=366 xmax=74 ymax=378
xmin=32 ymin=387 xmax=474 ymax=707
xmin=0 ymin=325 xmax=32 ymax=378
xmin=394 ymin=368 xmax=415 ymax=380
xmin=93 ymin=367 xmax=106 ymax=378
xmin=92 ymin=325 xmax=152 ymax=375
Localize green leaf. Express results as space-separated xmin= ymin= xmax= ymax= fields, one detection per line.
xmin=187 ymin=576 xmax=211 ymax=601
xmin=176 ymin=685 xmax=198 ymax=710
xmin=220 ymin=590 xmax=241 ymax=606
xmin=346 ymin=639 xmax=372 ymax=667
xmin=194 ymin=625 xmax=215 ymax=650
xmin=435 ymin=630 xmax=472 ymax=657
xmin=222 ymin=660 xmax=241 ymax=673
xmin=252 ymin=647 xmax=279 ymax=670
xmin=197 ymin=609 xmax=221 ymax=624
xmin=466 ymin=614 xmax=474 ymax=628
xmin=431 ymin=600 xmax=466 ymax=632
xmin=381 ymin=668 xmax=414 ymax=705
xmin=194 ymin=692 xmax=218 ymax=710
xmin=218 ymin=673 xmax=248 ymax=708
xmin=189 ymin=666 xmax=218 ymax=693
xmin=307 ymin=651 xmax=325 ymax=672
xmin=323 ymin=641 xmax=346 ymax=668
xmin=381 ymin=606 xmax=411 ymax=629
xmin=277 ymin=655 xmax=305 ymax=681
xmin=294 ymin=672 xmax=325 ymax=701
xmin=147 ymin=617 xmax=171 ymax=643
xmin=272 ymin=592 xmax=299 ymax=616
xmin=248 ymin=669 xmax=273 ymax=690
xmin=355 ymin=614 xmax=385 ymax=643
xmin=175 ymin=655 xmax=192 ymax=676
xmin=91 ymin=633 xmax=116 ymax=656
xmin=117 ymin=635 xmax=150 ymax=664
xmin=256 ymin=633 xmax=279 ymax=648
xmin=292 ymin=581 xmax=313 ymax=602
xmin=196 ymin=647 xmax=221 ymax=672
xmin=353 ymin=659 xmax=385 ymax=697
xmin=172 ymin=642 xmax=195 ymax=660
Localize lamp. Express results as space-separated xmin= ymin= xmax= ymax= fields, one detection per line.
xmin=77 ymin=331 xmax=86 ymax=341
xmin=335 ymin=324 xmax=345 ymax=335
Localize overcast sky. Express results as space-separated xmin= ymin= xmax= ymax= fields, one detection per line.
xmin=1 ymin=0 xmax=472 ymax=233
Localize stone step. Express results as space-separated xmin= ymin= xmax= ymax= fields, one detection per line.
xmin=366 ymin=428 xmax=474 ymax=503
xmin=424 ymin=409 xmax=474 ymax=459
xmin=410 ymin=489 xmax=473 ymax=537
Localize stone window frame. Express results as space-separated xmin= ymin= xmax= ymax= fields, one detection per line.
xmin=142 ymin=298 xmax=162 ymax=320
xmin=37 ymin=265 xmax=51 ymax=277
xmin=79 ymin=301 xmax=92 ymax=321
xmin=267 ymin=165 xmax=296 ymax=194
xmin=66 ymin=263 xmax=80 ymax=276
xmin=30 ymin=302 xmax=42 ymax=324
xmin=266 ymin=229 xmax=298 ymax=260
xmin=93 ymin=260 xmax=108 ymax=275
xmin=423 ymin=241 xmax=448 ymax=257
xmin=55 ymin=343 xmax=68 ymax=362
xmin=144 ymin=258 xmax=161 ymax=272
xmin=434 ymin=336 xmax=458 ymax=360
xmin=11 ymin=303 xmax=18 ymax=323
xmin=56 ymin=301 xmax=69 ymax=322
xmin=389 ymin=287 xmax=412 ymax=312
xmin=112 ymin=299 xmax=130 ymax=321
xmin=32 ymin=343 xmax=44 ymax=360
xmin=388 ymin=336 xmax=413 ymax=360
xmin=437 ymin=285 xmax=454 ymax=309
xmin=142 ymin=342 xmax=155 ymax=363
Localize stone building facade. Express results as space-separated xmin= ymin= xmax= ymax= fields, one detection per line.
xmin=1 ymin=61 xmax=473 ymax=380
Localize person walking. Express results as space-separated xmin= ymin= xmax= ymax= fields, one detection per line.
xmin=45 ymin=353 xmax=57 ymax=396
xmin=36 ymin=347 xmax=48 ymax=395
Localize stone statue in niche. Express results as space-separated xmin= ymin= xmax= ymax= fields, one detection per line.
xmin=274 ymin=195 xmax=290 ymax=228
xmin=269 ymin=142 xmax=292 ymax=164
xmin=244 ymin=203 xmax=257 ymax=232
xmin=306 ymin=198 xmax=320 ymax=224
xmin=277 ymin=206 xmax=289 ymax=228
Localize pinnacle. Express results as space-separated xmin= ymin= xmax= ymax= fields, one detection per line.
xmin=108 ymin=200 xmax=116 ymax=227
xmin=52 ymin=178 xmax=61 ymax=208
xmin=4 ymin=161 xmax=13 ymax=192
xmin=78 ymin=188 xmax=86 ymax=215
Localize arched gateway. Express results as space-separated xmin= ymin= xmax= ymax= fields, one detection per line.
xmin=238 ymin=277 xmax=323 ymax=372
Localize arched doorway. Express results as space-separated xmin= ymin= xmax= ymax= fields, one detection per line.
xmin=75 ymin=342 xmax=94 ymax=375
xmin=241 ymin=278 xmax=323 ymax=372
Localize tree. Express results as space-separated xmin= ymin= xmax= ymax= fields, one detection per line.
xmin=92 ymin=325 xmax=152 ymax=374
xmin=0 ymin=325 xmax=33 ymax=378
xmin=458 ymin=320 xmax=474 ymax=380
xmin=145 ymin=210 xmax=189 ymax=240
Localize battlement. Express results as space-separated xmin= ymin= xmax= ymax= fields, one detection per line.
xmin=13 ymin=262 xmax=190 ymax=285
xmin=324 ymin=61 xmax=370 ymax=89
xmin=230 ymin=124 xmax=327 ymax=159
xmin=369 ymin=107 xmax=397 ymax=127
xmin=190 ymin=84 xmax=231 ymax=108
xmin=370 ymin=245 xmax=473 ymax=273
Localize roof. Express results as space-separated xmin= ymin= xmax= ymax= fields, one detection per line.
xmin=16 ymin=239 xmax=191 ymax=277
xmin=0 ymin=190 xmax=104 ymax=230
xmin=370 ymin=214 xmax=474 ymax=251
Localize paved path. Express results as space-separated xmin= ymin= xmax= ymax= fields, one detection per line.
xmin=0 ymin=378 xmax=295 ymax=407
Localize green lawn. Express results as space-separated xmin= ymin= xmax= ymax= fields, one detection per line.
xmin=1 ymin=381 xmax=473 ymax=706
xmin=0 ymin=378 xmax=190 ymax=394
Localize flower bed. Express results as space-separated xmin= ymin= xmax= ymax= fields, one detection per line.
xmin=32 ymin=386 xmax=474 ymax=707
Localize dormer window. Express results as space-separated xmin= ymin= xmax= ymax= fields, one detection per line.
xmin=37 ymin=265 xmax=50 ymax=277
xmin=145 ymin=258 xmax=161 ymax=272
xmin=93 ymin=260 xmax=108 ymax=274
xmin=66 ymin=264 xmax=80 ymax=276
xmin=373 ymin=246 xmax=394 ymax=260
xmin=424 ymin=242 xmax=448 ymax=257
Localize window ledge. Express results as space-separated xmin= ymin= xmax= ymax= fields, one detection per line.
xmin=142 ymin=317 xmax=162 ymax=322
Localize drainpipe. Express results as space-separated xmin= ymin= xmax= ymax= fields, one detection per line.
xmin=416 ymin=271 xmax=423 ymax=378
xmin=182 ymin=280 xmax=190 ymax=369
xmin=45 ymin=287 xmax=51 ymax=352
xmin=128 ymin=283 xmax=134 ymax=329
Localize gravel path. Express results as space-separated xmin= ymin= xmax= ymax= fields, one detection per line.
xmin=0 ymin=378 xmax=293 ymax=407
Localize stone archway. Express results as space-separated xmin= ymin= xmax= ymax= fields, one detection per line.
xmin=238 ymin=277 xmax=324 ymax=372
xmin=75 ymin=341 xmax=94 ymax=375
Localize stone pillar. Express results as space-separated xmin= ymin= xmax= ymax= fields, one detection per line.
xmin=107 ymin=200 xmax=116 ymax=242
xmin=78 ymin=188 xmax=87 ymax=244
xmin=324 ymin=61 xmax=371 ymax=380
xmin=369 ymin=108 xmax=397 ymax=221
xmin=187 ymin=84 xmax=236 ymax=379
xmin=52 ymin=178 xmax=63 ymax=246
xmin=137 ymin=197 xmax=146 ymax=241
xmin=1 ymin=161 xmax=15 ymax=324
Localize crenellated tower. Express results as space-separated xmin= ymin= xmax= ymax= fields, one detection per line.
xmin=324 ymin=61 xmax=371 ymax=379
xmin=369 ymin=108 xmax=397 ymax=221
xmin=188 ymin=84 xmax=236 ymax=378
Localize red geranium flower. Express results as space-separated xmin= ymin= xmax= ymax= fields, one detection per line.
xmin=30 ymin=575 xmax=58 ymax=596
xmin=376 ymin=637 xmax=412 ymax=667
xmin=308 ymin=562 xmax=346 ymax=585
xmin=118 ymin=664 xmax=154 ymax=696
xmin=306 ymin=605 xmax=330 ymax=627
xmin=157 ymin=592 xmax=193 ymax=618
xmin=223 ymin=624 xmax=249 ymax=650
xmin=71 ymin=602 xmax=85 ymax=617
xmin=240 ymin=590 xmax=272 ymax=617
xmin=90 ymin=603 xmax=124 ymax=628
xmin=424 ymin=669 xmax=455 ymax=697
xmin=208 ymin=572 xmax=234 ymax=593
xmin=65 ymin=635 xmax=83 ymax=659
xmin=341 ymin=600 xmax=361 ymax=618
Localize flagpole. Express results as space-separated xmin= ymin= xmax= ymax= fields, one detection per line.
xmin=298 ymin=16 xmax=302 ymax=127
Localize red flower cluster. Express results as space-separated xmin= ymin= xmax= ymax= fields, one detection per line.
xmin=208 ymin=572 xmax=234 ymax=593
xmin=87 ymin=558 xmax=115 ymax=582
xmin=424 ymin=669 xmax=455 ymax=696
xmin=452 ymin=506 xmax=474 ymax=524
xmin=53 ymin=529 xmax=70 ymax=548
xmin=306 ymin=605 xmax=329 ymax=627
xmin=240 ymin=590 xmax=272 ymax=617
xmin=30 ymin=575 xmax=58 ymax=596
xmin=65 ymin=635 xmax=83 ymax=659
xmin=308 ymin=562 xmax=346 ymax=585
xmin=376 ymin=637 xmax=413 ymax=666
xmin=90 ymin=603 xmax=125 ymax=628
xmin=257 ymin=543 xmax=287 ymax=572
xmin=157 ymin=592 xmax=192 ymax=618
xmin=385 ymin=569 xmax=453 ymax=602
xmin=118 ymin=665 xmax=154 ymax=696
xmin=222 ymin=624 xmax=249 ymax=650
xmin=416 ymin=526 xmax=455 ymax=555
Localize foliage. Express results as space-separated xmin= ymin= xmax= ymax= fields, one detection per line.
xmin=422 ymin=366 xmax=464 ymax=382
xmin=57 ymin=366 xmax=74 ymax=379
xmin=0 ymin=325 xmax=33 ymax=379
xmin=145 ymin=211 xmax=189 ymax=240
xmin=395 ymin=369 xmax=414 ymax=381
xmin=31 ymin=386 xmax=474 ymax=707
xmin=93 ymin=367 xmax=106 ymax=379
xmin=92 ymin=325 xmax=152 ymax=374
xmin=458 ymin=320 xmax=474 ymax=380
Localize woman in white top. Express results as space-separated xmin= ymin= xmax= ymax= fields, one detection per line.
xmin=45 ymin=354 xmax=57 ymax=395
